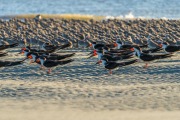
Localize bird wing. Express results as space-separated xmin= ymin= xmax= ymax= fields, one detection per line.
xmin=140 ymin=53 xmax=172 ymax=61
xmin=105 ymin=62 xmax=120 ymax=69
xmin=166 ymin=46 xmax=180 ymax=52
xmin=118 ymin=59 xmax=138 ymax=67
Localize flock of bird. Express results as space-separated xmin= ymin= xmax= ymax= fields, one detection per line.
xmin=0 ymin=36 xmax=180 ymax=74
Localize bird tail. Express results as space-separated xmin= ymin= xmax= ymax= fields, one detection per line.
xmin=56 ymin=53 xmax=75 ymax=60
xmin=6 ymin=58 xmax=27 ymax=67
xmin=47 ymin=49 xmax=56 ymax=53
xmin=57 ymin=59 xmax=74 ymax=65
xmin=115 ymin=54 xmax=133 ymax=60
xmin=155 ymin=53 xmax=173 ymax=59
xmin=118 ymin=59 xmax=138 ymax=67
xmin=0 ymin=52 xmax=8 ymax=57
xmin=143 ymin=47 xmax=162 ymax=53
xmin=63 ymin=53 xmax=76 ymax=58
xmin=57 ymin=43 xmax=71 ymax=50
xmin=139 ymin=44 xmax=148 ymax=48
xmin=9 ymin=43 xmax=19 ymax=48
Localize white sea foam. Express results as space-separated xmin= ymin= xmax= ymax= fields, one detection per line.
xmin=104 ymin=12 xmax=171 ymax=20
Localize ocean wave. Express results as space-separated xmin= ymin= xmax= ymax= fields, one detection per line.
xmin=104 ymin=12 xmax=169 ymax=20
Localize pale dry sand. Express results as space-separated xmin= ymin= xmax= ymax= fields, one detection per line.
xmin=1 ymin=103 xmax=180 ymax=120
xmin=0 ymin=49 xmax=180 ymax=120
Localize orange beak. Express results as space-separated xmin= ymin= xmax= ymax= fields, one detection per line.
xmin=19 ymin=51 xmax=24 ymax=54
xmin=28 ymin=55 xmax=33 ymax=59
xmin=96 ymin=60 xmax=102 ymax=64
xmin=89 ymin=43 xmax=92 ymax=47
xmin=130 ymin=48 xmax=134 ymax=51
xmin=93 ymin=50 xmax=97 ymax=56
xmin=159 ymin=44 xmax=162 ymax=48
xmin=36 ymin=58 xmax=40 ymax=63
xmin=114 ymin=43 xmax=118 ymax=47
xmin=21 ymin=47 xmax=26 ymax=51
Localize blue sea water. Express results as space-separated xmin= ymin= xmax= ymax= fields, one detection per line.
xmin=0 ymin=0 xmax=180 ymax=19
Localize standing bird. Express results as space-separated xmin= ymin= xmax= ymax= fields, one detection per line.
xmin=115 ymin=40 xmax=147 ymax=50
xmin=101 ymin=58 xmax=138 ymax=74
xmin=36 ymin=57 xmax=74 ymax=73
xmin=161 ymin=42 xmax=180 ymax=53
xmin=147 ymin=36 xmax=161 ymax=49
xmin=133 ymin=46 xmax=173 ymax=68
xmin=95 ymin=50 xmax=133 ymax=64
xmin=90 ymin=41 xmax=117 ymax=55
xmin=0 ymin=58 xmax=27 ymax=67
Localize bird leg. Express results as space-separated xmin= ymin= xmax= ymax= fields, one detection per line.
xmin=29 ymin=60 xmax=34 ymax=64
xmin=40 ymin=65 xmax=45 ymax=70
xmin=114 ymin=43 xmax=118 ymax=47
xmin=130 ymin=48 xmax=134 ymax=51
xmin=47 ymin=69 xmax=52 ymax=74
xmin=95 ymin=60 xmax=102 ymax=64
xmin=143 ymin=63 xmax=148 ymax=69
xmin=109 ymin=70 xmax=112 ymax=74
xmin=93 ymin=51 xmax=97 ymax=56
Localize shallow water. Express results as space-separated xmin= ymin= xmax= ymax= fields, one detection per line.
xmin=0 ymin=0 xmax=180 ymax=19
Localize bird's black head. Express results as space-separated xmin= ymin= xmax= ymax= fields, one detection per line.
xmin=101 ymin=57 xmax=108 ymax=62
xmin=26 ymin=52 xmax=33 ymax=57
xmin=103 ymin=46 xmax=110 ymax=51
xmin=162 ymin=42 xmax=168 ymax=45
xmin=97 ymin=49 xmax=103 ymax=53
xmin=133 ymin=46 xmax=141 ymax=52
xmin=116 ymin=40 xmax=123 ymax=45
xmin=39 ymin=56 xmax=46 ymax=61
xmin=92 ymin=42 xmax=96 ymax=45
xmin=24 ymin=49 xmax=30 ymax=53
xmin=35 ymin=55 xmax=41 ymax=63
xmin=26 ymin=46 xmax=31 ymax=49
xmin=31 ymin=52 xmax=39 ymax=58
xmin=45 ymin=42 xmax=51 ymax=46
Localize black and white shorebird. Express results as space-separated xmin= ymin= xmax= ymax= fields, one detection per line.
xmin=36 ymin=56 xmax=74 ymax=73
xmin=147 ymin=36 xmax=161 ymax=49
xmin=101 ymin=58 xmax=138 ymax=74
xmin=41 ymin=40 xmax=73 ymax=51
xmin=133 ymin=46 xmax=173 ymax=68
xmin=115 ymin=40 xmax=146 ymax=50
xmin=89 ymin=41 xmax=117 ymax=56
xmin=22 ymin=46 xmax=56 ymax=53
xmin=0 ymin=43 xmax=18 ymax=51
xmin=91 ymin=41 xmax=117 ymax=50
xmin=161 ymin=42 xmax=180 ymax=53
xmin=141 ymin=47 xmax=162 ymax=54
xmin=0 ymin=58 xmax=27 ymax=67
xmin=22 ymin=50 xmax=75 ymax=64
xmin=95 ymin=50 xmax=133 ymax=64
xmin=102 ymin=46 xmax=133 ymax=55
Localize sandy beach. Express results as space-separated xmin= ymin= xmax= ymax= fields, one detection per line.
xmin=0 ymin=49 xmax=179 ymax=120
xmin=0 ymin=0 xmax=180 ymax=119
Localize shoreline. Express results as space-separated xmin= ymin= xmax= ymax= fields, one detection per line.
xmin=0 ymin=14 xmax=104 ymax=21
xmin=0 ymin=14 xmax=179 ymax=20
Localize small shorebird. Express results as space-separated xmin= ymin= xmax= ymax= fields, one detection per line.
xmin=101 ymin=58 xmax=138 ymax=74
xmin=147 ymin=36 xmax=161 ymax=49
xmin=161 ymin=42 xmax=180 ymax=53
xmin=133 ymin=46 xmax=173 ymax=68
xmin=36 ymin=56 xmax=74 ymax=74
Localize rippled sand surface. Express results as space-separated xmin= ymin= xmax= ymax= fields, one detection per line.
xmin=0 ymin=49 xmax=180 ymax=120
